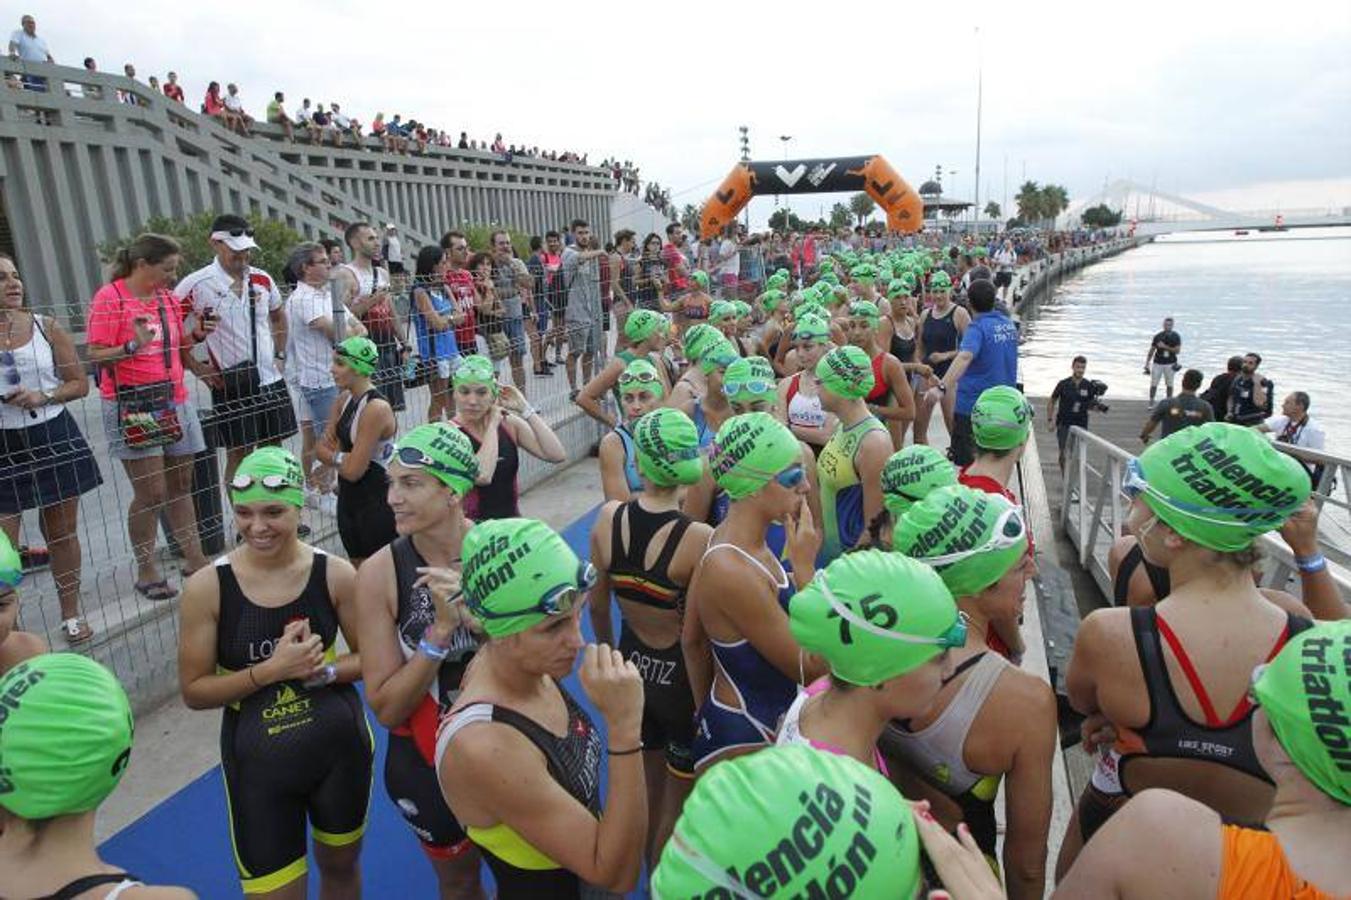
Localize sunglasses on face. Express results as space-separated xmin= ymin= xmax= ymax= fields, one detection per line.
xmin=217 ymin=227 xmax=255 ymax=238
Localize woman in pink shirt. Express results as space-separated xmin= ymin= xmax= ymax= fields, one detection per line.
xmin=86 ymin=234 xmax=210 ymax=601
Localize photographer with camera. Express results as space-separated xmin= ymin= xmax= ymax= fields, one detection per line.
xmin=1143 ymin=316 xmax=1181 ymax=402
xmin=1048 ymin=355 xmax=1106 ymax=472
xmin=1140 ymin=367 xmax=1212 ymax=444
xmin=1227 ymin=351 xmax=1274 ymax=426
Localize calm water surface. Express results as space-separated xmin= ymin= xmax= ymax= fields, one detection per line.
xmin=1020 ymin=228 xmax=1351 ymax=453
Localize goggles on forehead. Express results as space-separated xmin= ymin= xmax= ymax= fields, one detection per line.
xmin=1121 ymin=457 xmax=1290 ymax=526
xmin=722 ymin=379 xmax=775 ymax=398
xmin=818 ymin=571 xmax=969 ymax=649
xmin=618 ymin=370 xmax=661 ymax=386
xmin=394 ymin=446 xmax=474 ymax=481
xmin=919 ymin=505 xmax=1027 ymax=567
xmin=466 ymin=561 xmax=598 ymax=621
xmin=229 ymin=472 xmax=299 ymax=492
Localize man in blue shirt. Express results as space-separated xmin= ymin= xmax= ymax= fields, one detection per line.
xmin=926 ymin=279 xmax=1018 ymax=465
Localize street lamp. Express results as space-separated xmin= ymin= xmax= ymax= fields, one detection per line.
xmin=775 ymin=136 xmax=794 ymax=226
xmin=738 ymin=126 xmax=751 ymax=227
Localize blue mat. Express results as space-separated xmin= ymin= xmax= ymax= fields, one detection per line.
xmin=99 ymin=506 xmax=647 ymax=899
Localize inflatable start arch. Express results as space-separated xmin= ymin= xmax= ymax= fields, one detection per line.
xmin=698 ymin=155 xmax=924 ymax=239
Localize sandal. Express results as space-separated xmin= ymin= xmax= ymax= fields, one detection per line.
xmin=60 ymin=617 xmax=94 ymax=645
xmin=133 ymin=580 xmax=179 ymax=602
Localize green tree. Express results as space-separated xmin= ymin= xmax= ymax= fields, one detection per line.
xmin=848 ymin=192 xmax=877 ymax=226
xmin=1080 ymin=204 xmax=1122 ymax=228
xmin=462 ymin=224 xmax=532 ymax=258
xmin=681 ymin=204 xmax=702 ymax=234
xmin=99 ymin=212 xmax=304 ymax=282
xmin=768 ymin=208 xmax=807 ymax=232
xmin=1041 ymin=184 xmax=1070 ymax=222
xmin=828 ymin=202 xmax=852 ymax=230
xmin=983 ymin=201 xmax=1001 ymax=220
xmin=1015 ymin=181 xmax=1044 ymax=224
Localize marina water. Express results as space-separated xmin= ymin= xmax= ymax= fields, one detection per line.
xmin=1019 ymin=227 xmax=1351 ymax=453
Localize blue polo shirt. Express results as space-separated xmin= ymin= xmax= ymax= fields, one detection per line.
xmin=955 ymin=308 xmax=1019 ymax=415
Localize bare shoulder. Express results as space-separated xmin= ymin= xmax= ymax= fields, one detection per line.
xmin=1077 ymin=605 xmax=1131 ymax=652
xmin=353 ymin=544 xmax=395 ymax=600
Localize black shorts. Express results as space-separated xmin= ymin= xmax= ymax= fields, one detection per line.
xmin=337 ymin=467 xmax=397 ymax=559
xmin=0 ymin=409 xmax=103 ymax=514
xmin=384 ymin=730 xmax=472 ymax=857
xmin=210 ymin=379 xmax=298 ymax=450
xmin=220 ymin=685 xmax=373 ymax=894
xmin=950 ymin=413 xmax=975 ymax=467
xmin=994 ymin=270 xmax=1013 ymax=288
xmin=618 ymin=624 xmax=695 ymax=776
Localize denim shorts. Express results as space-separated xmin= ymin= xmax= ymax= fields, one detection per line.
xmin=502 ymin=314 xmax=526 ymax=354
xmin=299 ymin=384 xmax=339 ymax=436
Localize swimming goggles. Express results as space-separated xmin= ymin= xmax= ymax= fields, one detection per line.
xmin=1121 ymin=457 xmax=1292 ymax=526
xmin=229 ymin=472 xmax=301 ymax=493
xmin=394 ymin=445 xmax=475 ymax=482
xmin=466 ymin=561 xmax=597 ymax=621
xmin=618 ymin=370 xmax=661 ymax=386
xmin=722 ymin=378 xmax=775 ymax=398
xmin=919 ymin=505 xmax=1028 ymax=567
xmin=1247 ymin=662 xmax=1269 ymax=707
xmin=818 ymin=569 xmax=969 ymax=648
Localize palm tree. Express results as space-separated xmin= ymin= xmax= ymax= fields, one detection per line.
xmin=849 ymin=192 xmax=877 ymax=226
xmin=1015 ymin=181 xmax=1043 ymax=223
xmin=680 ymin=204 xmax=701 ymax=233
xmin=983 ymin=201 xmax=1001 ymax=221
xmin=1041 ymin=184 xmax=1070 ymax=222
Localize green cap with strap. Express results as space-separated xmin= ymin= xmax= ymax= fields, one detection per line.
xmin=709 ymin=300 xmax=738 ymax=324
xmin=634 ymin=407 xmax=705 ymax=487
xmin=731 ymin=300 xmax=752 ymax=320
xmin=452 ymin=354 xmax=498 ymax=391
xmin=0 ymin=653 xmax=134 ymax=819
xmin=618 ymin=357 xmax=666 ymax=398
xmin=896 ymin=485 xmax=1029 ymax=597
xmin=1249 ymin=620 xmax=1351 ymax=805
xmin=792 ymin=314 xmax=831 ymax=343
xmin=0 ymin=529 xmax=21 ymax=588
xmin=882 ymin=445 xmax=958 ymax=518
xmin=928 ymin=270 xmax=953 ymax=291
xmin=848 ymin=300 xmax=881 ymax=323
xmin=971 ymin=385 xmax=1035 ymax=450
xmin=624 ymin=308 xmax=668 ymax=343
xmin=708 ymin=412 xmax=800 ymax=501
xmin=699 ymin=336 xmax=739 ymax=375
xmin=790 ymin=549 xmax=962 ymax=685
xmin=885 ymin=278 xmax=911 ymax=299
xmin=682 ymin=323 xmax=722 ymax=364
xmin=815 ymin=344 xmax=875 ymax=400
xmin=461 ymin=518 xmax=592 ymax=639
xmin=722 ymin=356 xmax=777 ymax=405
xmin=759 ymin=288 xmax=787 ymax=312
xmin=229 ymin=446 xmax=305 ymax=508
xmin=650 ymin=744 xmax=921 ymax=900
xmin=393 ymin=422 xmax=479 ymax=496
xmin=335 ymin=335 xmax=378 ymax=376
xmin=691 ymin=270 xmax=710 ymax=289
xmin=1133 ymin=422 xmax=1311 ymax=552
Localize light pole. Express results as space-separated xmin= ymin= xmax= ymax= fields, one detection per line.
xmin=974 ymin=26 xmax=983 ymax=235
xmin=776 ymin=135 xmax=793 ymax=228
xmin=739 ymin=126 xmax=751 ymax=228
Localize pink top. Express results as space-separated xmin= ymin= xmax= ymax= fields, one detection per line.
xmin=86 ymin=280 xmax=189 ymax=403
xmin=776 ymin=677 xmax=890 ymax=775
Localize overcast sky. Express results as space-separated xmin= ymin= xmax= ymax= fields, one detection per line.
xmin=27 ymin=0 xmax=1351 ymax=228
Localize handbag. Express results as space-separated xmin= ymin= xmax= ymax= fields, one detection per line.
xmin=111 ymin=286 xmax=183 ymax=448
xmin=212 ymin=276 xmax=264 ymax=417
xmin=402 ymin=287 xmax=429 ymax=389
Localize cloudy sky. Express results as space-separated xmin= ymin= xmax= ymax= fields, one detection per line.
xmin=28 ymin=0 xmax=1351 ymax=227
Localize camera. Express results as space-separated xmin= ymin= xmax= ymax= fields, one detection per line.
xmin=1087 ymin=379 xmax=1109 ymax=413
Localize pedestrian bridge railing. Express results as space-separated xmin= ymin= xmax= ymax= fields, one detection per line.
xmin=1060 ymin=426 xmax=1351 ymax=601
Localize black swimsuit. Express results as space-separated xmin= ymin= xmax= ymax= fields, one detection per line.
xmin=1113 ymin=542 xmax=1171 ymax=605
xmin=335 ymin=388 xmax=397 ymax=558
xmin=608 ymin=501 xmax=697 ymax=775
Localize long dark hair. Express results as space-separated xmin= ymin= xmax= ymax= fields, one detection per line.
xmin=110 ymin=234 xmax=180 ymax=280
xmin=641 ymin=232 xmax=662 ymax=258
xmin=414 ymin=244 xmax=445 ymax=289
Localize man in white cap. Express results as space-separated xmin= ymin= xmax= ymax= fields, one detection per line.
xmin=176 ymin=213 xmax=297 ymax=486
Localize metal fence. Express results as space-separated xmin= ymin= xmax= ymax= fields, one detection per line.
xmin=1060 ymin=425 xmax=1351 ymax=601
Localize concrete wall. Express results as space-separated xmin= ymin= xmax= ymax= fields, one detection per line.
xmin=0 ymin=62 xmax=614 ymax=325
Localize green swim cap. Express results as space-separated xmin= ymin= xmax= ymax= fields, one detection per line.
xmin=634 ymin=407 xmax=704 ymax=487
xmin=1132 ymin=422 xmax=1310 ymax=552
xmin=624 ymin=308 xmax=668 ymax=344
xmin=723 ymin=356 xmax=777 ymax=405
xmin=732 ymin=300 xmax=752 ymax=320
xmin=885 ymin=279 xmax=911 ymax=299
xmin=850 ymin=264 xmax=877 ymax=283
xmin=1250 ymin=620 xmax=1351 ymax=805
xmin=393 ymin=422 xmax=479 ymax=496
xmin=618 ymin=358 xmax=665 ymax=399
xmin=973 ymin=246 xmax=988 ymax=258
xmin=759 ymin=288 xmax=787 ymax=312
xmin=0 ymin=530 xmax=20 ymax=588
xmin=882 ymin=445 xmax=958 ymax=518
xmin=651 ymin=745 xmax=921 ymax=900
xmin=699 ymin=336 xmax=739 ymax=375
xmin=929 ymin=270 xmax=953 ymax=291
xmin=230 ymin=446 xmax=305 ymax=508
xmin=691 ymin=270 xmax=710 ymax=289
xmin=709 ymin=300 xmax=737 ymax=324
xmin=683 ymin=323 xmax=722 ymax=363
xmin=791 ymin=550 xmax=962 ymax=685
xmin=792 ymin=314 xmax=831 ymax=343
xmin=773 ymin=267 xmax=790 ymax=281
xmin=818 ymin=268 xmax=840 ymax=285
xmin=452 ymin=354 xmax=498 ymax=391
xmin=816 ymin=344 xmax=875 ymax=400
xmin=335 ymin=335 xmax=378 ymax=376
xmin=848 ymin=300 xmax=881 ymax=323
xmin=708 ymin=413 xmax=801 ymax=500
xmin=0 ymin=653 xmax=133 ymax=819
xmin=972 ymin=385 xmax=1034 ymax=450
xmin=461 ymin=518 xmax=592 ymax=639
xmin=897 ymin=485 xmax=1029 ymax=598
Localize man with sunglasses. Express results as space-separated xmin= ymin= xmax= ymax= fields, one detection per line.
xmin=1058 ymin=620 xmax=1349 ymax=899
xmin=176 ymin=213 xmax=297 ymax=488
xmin=888 ymin=484 xmax=1055 ymax=900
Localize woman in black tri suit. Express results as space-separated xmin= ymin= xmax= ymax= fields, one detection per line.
xmin=179 ymin=447 xmax=371 ymax=900
xmin=316 ymin=335 xmax=397 ymax=567
xmin=437 ymin=518 xmax=648 ymax=899
xmin=587 ymin=407 xmax=713 ymax=865
xmin=356 ymin=422 xmax=487 ymax=899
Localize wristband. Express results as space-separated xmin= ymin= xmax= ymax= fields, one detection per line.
xmin=1296 ymin=553 xmax=1327 ymax=574
xmin=247 ymin=665 xmax=262 ymax=688
xmin=334 ymin=451 xmax=346 ymax=467
xmin=417 ymin=638 xmax=450 ymax=661
xmin=607 ymin=744 xmax=643 ymax=756
xmin=520 ymin=405 xmax=538 ymax=419
xmin=123 ymin=339 xmax=140 ymax=356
